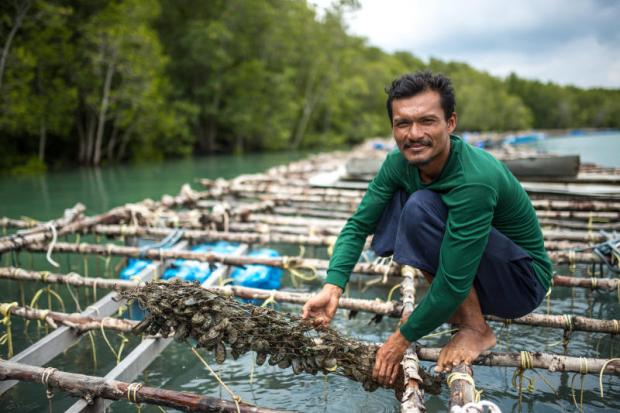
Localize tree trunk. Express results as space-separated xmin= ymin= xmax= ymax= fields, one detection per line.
xmin=0 ymin=1 xmax=31 ymax=91
xmin=290 ymin=77 xmax=318 ymax=149
xmin=93 ymin=57 xmax=116 ymax=166
xmin=116 ymin=120 xmax=136 ymax=161
xmin=106 ymin=119 xmax=118 ymax=162
xmin=85 ymin=112 xmax=96 ymax=164
xmin=38 ymin=118 xmax=47 ymax=162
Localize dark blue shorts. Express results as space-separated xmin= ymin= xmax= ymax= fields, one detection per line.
xmin=371 ymin=189 xmax=546 ymax=319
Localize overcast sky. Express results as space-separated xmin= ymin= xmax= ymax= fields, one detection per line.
xmin=312 ymin=0 xmax=620 ymax=89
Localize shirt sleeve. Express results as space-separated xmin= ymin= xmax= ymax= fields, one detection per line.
xmin=325 ymin=153 xmax=403 ymax=289
xmin=399 ymin=184 xmax=498 ymax=342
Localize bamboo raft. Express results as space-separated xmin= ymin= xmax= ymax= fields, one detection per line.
xmin=0 ymin=143 xmax=619 ymax=412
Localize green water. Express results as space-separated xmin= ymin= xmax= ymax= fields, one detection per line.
xmin=0 ymin=141 xmax=619 ymax=412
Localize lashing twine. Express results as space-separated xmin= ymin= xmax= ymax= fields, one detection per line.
xmin=127 ymin=381 xmax=143 ymax=411
xmin=446 ymin=371 xmax=482 ymax=403
xmin=282 ymin=249 xmax=317 ymax=286
xmin=41 ymin=366 xmax=57 ymax=413
xmin=511 ymin=351 xmax=557 ymax=405
xmin=568 ymin=250 xmax=576 ymax=273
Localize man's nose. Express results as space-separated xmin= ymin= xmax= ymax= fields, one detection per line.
xmin=408 ymin=122 xmax=423 ymax=139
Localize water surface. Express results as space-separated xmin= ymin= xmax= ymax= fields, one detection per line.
xmin=0 ymin=140 xmax=618 ymax=412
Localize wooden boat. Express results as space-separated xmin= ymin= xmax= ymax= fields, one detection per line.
xmin=502 ymin=154 xmax=580 ymax=178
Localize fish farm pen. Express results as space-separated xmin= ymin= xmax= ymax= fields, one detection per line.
xmin=0 ymin=141 xmax=619 ymax=412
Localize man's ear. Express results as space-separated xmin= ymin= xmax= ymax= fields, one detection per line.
xmin=447 ymin=112 xmax=457 ymax=133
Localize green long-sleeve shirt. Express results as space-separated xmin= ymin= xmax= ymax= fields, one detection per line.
xmin=325 ymin=135 xmax=553 ymax=342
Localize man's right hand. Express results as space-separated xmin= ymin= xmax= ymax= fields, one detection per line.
xmin=301 ymin=283 xmax=343 ymax=326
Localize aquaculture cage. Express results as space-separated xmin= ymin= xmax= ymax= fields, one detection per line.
xmin=0 ymin=142 xmax=619 ymax=412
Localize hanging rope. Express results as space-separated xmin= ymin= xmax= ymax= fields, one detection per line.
xmin=190 ymin=347 xmax=243 ymax=413
xmin=45 ymin=223 xmax=60 ymax=268
xmin=0 ymin=302 xmax=18 ymax=357
xmin=599 ymin=358 xmax=620 ymax=398
xmin=570 ymin=357 xmax=588 ymax=412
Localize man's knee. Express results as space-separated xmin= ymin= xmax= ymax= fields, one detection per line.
xmin=402 ymin=189 xmax=447 ymax=222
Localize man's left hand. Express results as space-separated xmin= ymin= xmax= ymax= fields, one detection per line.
xmin=372 ymin=329 xmax=410 ymax=387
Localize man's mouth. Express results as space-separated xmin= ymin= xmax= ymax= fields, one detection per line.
xmin=403 ymin=140 xmax=431 ymax=151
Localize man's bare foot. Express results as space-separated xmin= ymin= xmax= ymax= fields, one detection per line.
xmin=434 ymin=325 xmax=496 ymax=373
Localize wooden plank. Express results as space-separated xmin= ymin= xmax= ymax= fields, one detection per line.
xmin=0 ymin=241 xmax=187 ymax=396
xmin=66 ymin=242 xmax=247 ymax=412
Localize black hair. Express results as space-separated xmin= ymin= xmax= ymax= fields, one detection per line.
xmin=385 ymin=71 xmax=456 ymax=122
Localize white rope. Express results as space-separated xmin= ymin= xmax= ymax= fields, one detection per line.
xmin=450 ymin=400 xmax=502 ymax=413
xmin=45 ymin=224 xmax=60 ymax=268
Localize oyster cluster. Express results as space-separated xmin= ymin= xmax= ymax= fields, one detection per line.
xmin=121 ymin=280 xmax=380 ymax=391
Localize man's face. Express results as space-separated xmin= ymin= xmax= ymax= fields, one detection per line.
xmin=391 ymin=90 xmax=456 ymax=166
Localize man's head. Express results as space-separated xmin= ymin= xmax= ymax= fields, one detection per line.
xmin=386 ymin=71 xmax=457 ymax=168
xmin=386 ymin=71 xmax=455 ymax=122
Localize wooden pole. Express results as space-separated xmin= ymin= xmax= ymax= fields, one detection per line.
xmin=0 ymin=268 xmax=402 ymax=317
xmin=22 ymin=241 xmax=403 ymax=276
xmin=86 ymin=224 xmax=599 ymax=250
xmin=415 ymin=348 xmax=620 ymax=375
xmin=447 ymin=364 xmax=475 ymax=410
xmin=400 ymin=265 xmax=425 ymax=413
xmin=2 ymin=302 xmax=618 ymax=377
xmin=2 ymin=268 xmax=619 ymax=333
xmin=22 ymin=239 xmax=603 ymax=270
xmin=0 ymin=360 xmax=290 ymax=413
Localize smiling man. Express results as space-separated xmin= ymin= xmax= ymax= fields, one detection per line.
xmin=302 ymin=71 xmax=552 ymax=387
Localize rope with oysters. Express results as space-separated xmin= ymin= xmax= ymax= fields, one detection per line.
xmin=120 ymin=280 xmax=441 ymax=393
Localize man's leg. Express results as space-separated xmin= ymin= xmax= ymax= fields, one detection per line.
xmin=419 ymin=269 xmax=496 ymax=371
xmin=383 ymin=189 xmax=545 ymax=370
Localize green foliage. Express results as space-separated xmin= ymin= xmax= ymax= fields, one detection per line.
xmin=0 ymin=0 xmax=618 ymax=172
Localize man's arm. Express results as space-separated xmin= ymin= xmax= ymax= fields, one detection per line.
xmin=325 ymin=152 xmax=404 ymax=289
xmin=303 ymin=152 xmax=403 ymax=323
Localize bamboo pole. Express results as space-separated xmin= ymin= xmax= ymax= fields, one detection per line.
xmin=201 ymin=181 xmax=620 ymax=213
xmin=22 ymin=241 xmax=403 ymax=276
xmin=89 ymin=224 xmax=339 ymax=248
xmin=0 ymin=288 xmax=620 ymax=376
xmin=2 ymin=265 xmax=617 ymax=296
xmin=400 ymin=266 xmax=425 ymax=413
xmin=88 ymin=224 xmax=604 ymax=249
xmin=0 ymin=360 xmax=289 ymax=413
xmin=538 ymin=218 xmax=620 ymax=232
xmin=447 ymin=364 xmax=475 ymax=410
xmin=2 ymin=268 xmax=618 ymax=334
xmin=0 ymin=183 xmax=212 ymax=254
xmin=0 ymin=267 xmax=402 ymax=317
xmin=415 ymin=348 xmax=620 ymax=375
xmin=1 ymin=203 xmax=86 ymax=237
xmin=4 ymin=305 xmax=136 ymax=333
xmin=0 ymin=204 xmax=132 ymax=253
xmin=22 ymin=239 xmax=603 ymax=272
xmin=2 ymin=300 xmax=619 ymax=377
xmin=0 ymin=203 xmax=86 ymax=253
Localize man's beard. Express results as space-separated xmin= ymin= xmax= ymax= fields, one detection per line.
xmin=400 ymin=139 xmax=434 ymax=166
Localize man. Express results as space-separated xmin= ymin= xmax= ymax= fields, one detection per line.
xmin=302 ymin=71 xmax=552 ymax=387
